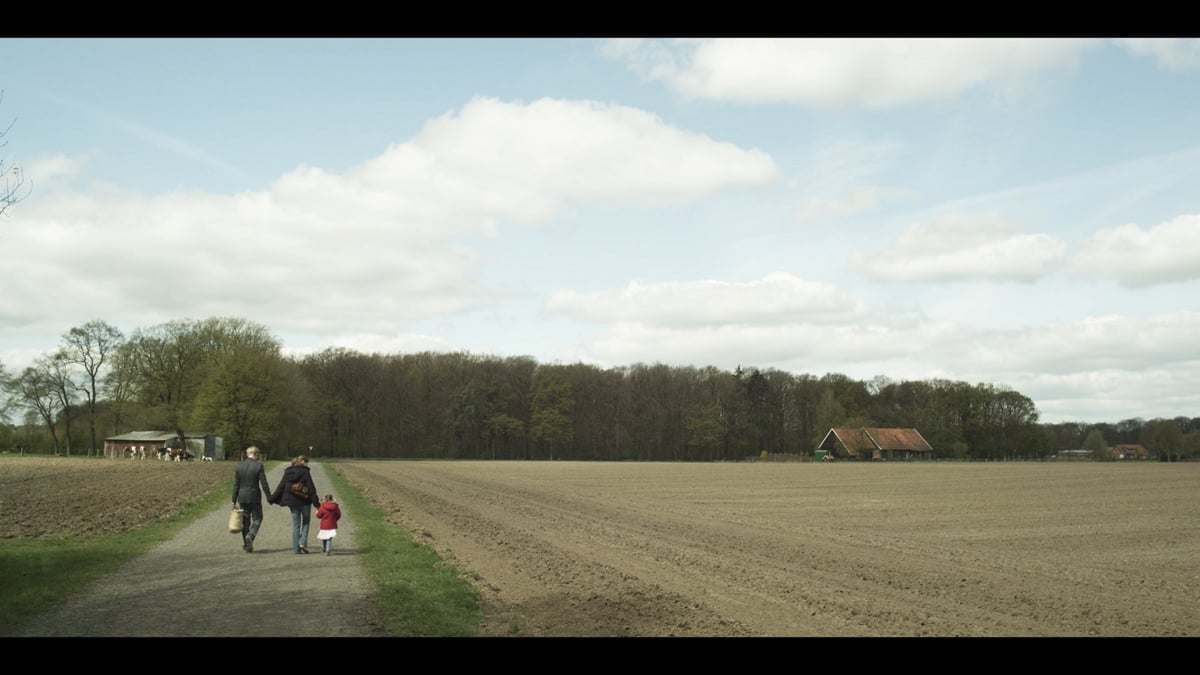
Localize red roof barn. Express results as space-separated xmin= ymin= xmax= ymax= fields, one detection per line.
xmin=817 ymin=427 xmax=934 ymax=461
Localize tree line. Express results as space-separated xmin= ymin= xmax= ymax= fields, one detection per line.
xmin=2 ymin=317 xmax=1197 ymax=462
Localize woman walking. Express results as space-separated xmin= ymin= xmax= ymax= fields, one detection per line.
xmin=271 ymin=455 xmax=321 ymax=554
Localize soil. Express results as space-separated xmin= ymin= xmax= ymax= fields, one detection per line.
xmin=4 ymin=456 xmax=1199 ymax=637
xmin=1 ymin=455 xmax=232 ymax=538
xmin=332 ymin=459 xmax=1200 ymax=637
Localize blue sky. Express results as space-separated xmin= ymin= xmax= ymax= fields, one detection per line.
xmin=1 ymin=38 xmax=1198 ymax=424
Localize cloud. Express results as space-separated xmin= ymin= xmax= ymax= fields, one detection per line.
xmin=21 ymin=154 xmax=87 ymax=187
xmin=1116 ymin=38 xmax=1200 ymax=71
xmin=323 ymin=96 xmax=779 ymax=234
xmin=560 ymin=308 xmax=1200 ymax=423
xmin=1007 ymin=364 xmax=1200 ymax=424
xmin=570 ymin=320 xmax=953 ymax=374
xmin=794 ymin=185 xmax=918 ymax=222
xmin=962 ymin=312 xmax=1200 ymax=423
xmin=0 ymin=96 xmax=779 ymax=350
xmin=606 ymin=38 xmax=1092 ymax=108
xmin=850 ymin=213 xmax=1067 ymax=282
xmin=957 ymin=311 xmax=1200 ymax=375
xmin=281 ymin=332 xmax=453 ymax=362
xmin=544 ymin=272 xmax=871 ymax=327
xmin=1067 ymin=214 xmax=1200 ymax=288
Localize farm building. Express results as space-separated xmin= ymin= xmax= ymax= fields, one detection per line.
xmin=817 ymin=427 xmax=934 ymax=461
xmin=103 ymin=431 xmax=224 ymax=460
xmin=1111 ymin=444 xmax=1150 ymax=460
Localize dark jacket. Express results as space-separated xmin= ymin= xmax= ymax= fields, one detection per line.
xmin=271 ymin=463 xmax=320 ymax=508
xmin=232 ymin=458 xmax=271 ymax=505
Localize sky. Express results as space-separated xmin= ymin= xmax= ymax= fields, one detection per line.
xmin=1 ymin=37 xmax=1198 ymax=425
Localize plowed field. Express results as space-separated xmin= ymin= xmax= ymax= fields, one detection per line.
xmin=333 ymin=460 xmax=1200 ymax=637
xmin=4 ymin=456 xmax=1198 ymax=637
xmin=0 ymin=456 xmax=230 ymax=539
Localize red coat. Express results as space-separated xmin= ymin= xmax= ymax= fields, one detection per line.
xmin=315 ymin=500 xmax=341 ymax=531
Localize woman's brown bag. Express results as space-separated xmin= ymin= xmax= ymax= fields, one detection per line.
xmin=228 ymin=507 xmax=244 ymax=533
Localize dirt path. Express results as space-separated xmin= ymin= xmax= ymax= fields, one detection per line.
xmin=11 ymin=461 xmax=388 ymax=637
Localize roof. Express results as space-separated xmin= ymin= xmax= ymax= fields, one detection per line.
xmin=104 ymin=431 xmax=214 ymax=442
xmin=819 ymin=427 xmax=933 ymax=453
xmin=863 ymin=428 xmax=933 ymax=451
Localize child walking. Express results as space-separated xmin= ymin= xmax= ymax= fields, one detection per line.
xmin=315 ymin=493 xmax=342 ymax=556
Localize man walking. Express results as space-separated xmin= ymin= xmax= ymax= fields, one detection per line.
xmin=232 ymin=445 xmax=272 ymax=552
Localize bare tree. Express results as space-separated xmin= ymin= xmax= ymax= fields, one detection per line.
xmin=0 ymin=358 xmax=13 ymax=424
xmin=1 ymin=90 xmax=29 ymax=217
xmin=61 ymin=320 xmax=125 ymax=456
xmin=10 ymin=363 xmax=62 ymax=453
xmin=42 ymin=351 xmax=80 ymax=454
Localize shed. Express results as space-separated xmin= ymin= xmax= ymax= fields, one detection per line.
xmin=103 ymin=431 xmax=225 ymax=460
xmin=817 ymin=427 xmax=934 ymax=461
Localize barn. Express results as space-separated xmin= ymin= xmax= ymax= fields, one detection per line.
xmin=817 ymin=427 xmax=934 ymax=461
xmin=1111 ymin=444 xmax=1150 ymax=460
xmin=103 ymin=431 xmax=225 ymax=461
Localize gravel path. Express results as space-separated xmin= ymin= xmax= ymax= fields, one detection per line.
xmin=13 ymin=461 xmax=390 ymax=637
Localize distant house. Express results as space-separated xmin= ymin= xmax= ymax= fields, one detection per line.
xmin=1055 ymin=449 xmax=1094 ymax=460
xmin=103 ymin=431 xmax=225 ymax=460
xmin=817 ymin=427 xmax=934 ymax=461
xmin=1111 ymin=444 xmax=1150 ymax=460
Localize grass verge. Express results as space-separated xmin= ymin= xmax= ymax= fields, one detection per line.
xmin=323 ymin=464 xmax=482 ymax=637
xmin=0 ymin=480 xmax=234 ymax=635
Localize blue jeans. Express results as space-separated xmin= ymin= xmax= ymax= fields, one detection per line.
xmin=289 ymin=504 xmax=312 ymax=552
xmin=239 ymin=501 xmax=264 ymax=541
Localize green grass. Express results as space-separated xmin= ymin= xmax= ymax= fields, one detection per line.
xmin=323 ymin=464 xmax=483 ymax=636
xmin=0 ymin=480 xmax=234 ymax=635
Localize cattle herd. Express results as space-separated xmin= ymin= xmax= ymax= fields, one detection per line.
xmin=121 ymin=445 xmax=202 ymax=461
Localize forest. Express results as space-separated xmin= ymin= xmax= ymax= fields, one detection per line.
xmin=2 ymin=317 xmax=1197 ymax=462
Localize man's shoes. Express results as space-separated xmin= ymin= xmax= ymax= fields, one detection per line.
xmin=245 ymin=537 xmax=254 ymax=553
xmin=325 ymin=550 xmax=331 ymax=556
xmin=298 ymin=546 xmax=309 ymax=554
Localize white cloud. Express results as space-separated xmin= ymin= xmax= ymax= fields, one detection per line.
xmin=1067 ymin=214 xmax=1200 ymax=288
xmin=544 ymin=272 xmax=871 ymax=327
xmin=850 ymin=213 xmax=1066 ymax=282
xmin=281 ymin=332 xmax=453 ymax=362
xmin=560 ymin=312 xmax=1001 ymax=379
xmin=21 ymin=153 xmax=87 ymax=186
xmin=1116 ymin=38 xmax=1200 ymax=71
xmin=607 ymin=38 xmax=1092 ymax=108
xmin=371 ymin=96 xmax=780 ymax=217
xmin=1006 ymin=364 xmax=1200 ymax=424
xmin=794 ymin=185 xmax=918 ymax=222
xmin=956 ymin=312 xmax=1200 ymax=375
xmin=0 ymin=96 xmax=779 ymax=354
xmin=562 ymin=309 xmax=1200 ymax=423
